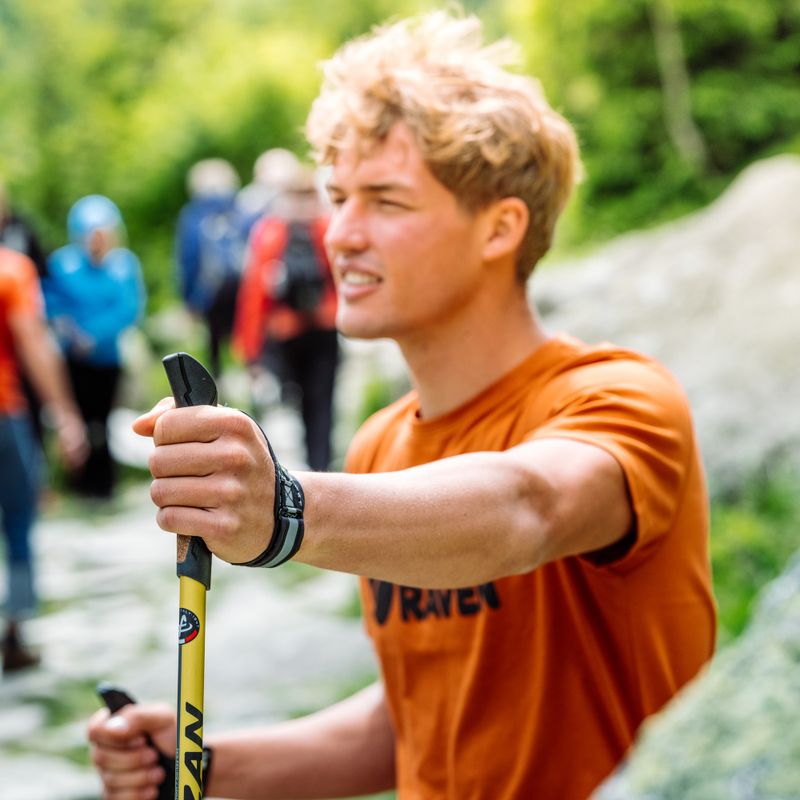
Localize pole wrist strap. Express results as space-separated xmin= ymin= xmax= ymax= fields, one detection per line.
xmin=233 ymin=413 xmax=305 ymax=569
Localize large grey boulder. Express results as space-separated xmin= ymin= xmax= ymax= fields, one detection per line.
xmin=593 ymin=549 xmax=800 ymax=799
xmin=533 ymin=155 xmax=800 ymax=495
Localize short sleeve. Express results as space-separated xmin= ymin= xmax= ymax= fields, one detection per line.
xmin=527 ymin=358 xmax=696 ymax=560
xmin=0 ymin=252 xmax=43 ymax=319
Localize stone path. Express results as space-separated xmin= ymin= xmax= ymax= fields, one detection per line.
xmin=0 ymin=345 xmax=401 ymax=799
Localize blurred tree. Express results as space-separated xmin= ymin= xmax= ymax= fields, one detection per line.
xmin=647 ymin=0 xmax=709 ymax=173
xmin=504 ymin=0 xmax=800 ymax=244
xmin=1 ymin=0 xmax=799 ymax=302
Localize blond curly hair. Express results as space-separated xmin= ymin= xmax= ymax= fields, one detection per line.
xmin=306 ymin=10 xmax=581 ymax=278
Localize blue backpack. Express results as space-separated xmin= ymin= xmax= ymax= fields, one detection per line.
xmin=197 ymin=207 xmax=245 ymax=297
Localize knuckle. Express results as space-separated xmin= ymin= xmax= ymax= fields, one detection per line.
xmin=91 ymin=744 xmax=107 ymax=769
xmin=156 ymin=507 xmax=176 ymax=533
xmin=227 ymin=410 xmax=254 ymax=437
xmin=224 ymin=442 xmax=252 ymax=473
xmin=221 ymin=476 xmax=246 ymax=505
xmin=152 ymin=412 xmax=170 ymax=445
xmin=213 ymin=510 xmax=236 ymax=540
xmin=149 ymin=479 xmax=166 ymax=507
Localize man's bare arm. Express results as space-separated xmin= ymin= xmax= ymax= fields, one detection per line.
xmin=136 ymin=405 xmax=631 ymax=588
xmin=89 ymin=682 xmax=395 ymax=800
xmin=207 ymin=683 xmax=395 ymax=799
xmin=298 ymin=437 xmax=631 ymax=587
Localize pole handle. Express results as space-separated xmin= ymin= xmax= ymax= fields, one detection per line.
xmin=163 ymin=352 xmax=218 ymax=590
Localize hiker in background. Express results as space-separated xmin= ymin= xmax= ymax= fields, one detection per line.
xmin=0 ymin=245 xmax=86 ymax=672
xmin=1 ymin=177 xmax=50 ymax=444
xmin=43 ymin=195 xmax=145 ymax=500
xmin=234 ymin=163 xmax=338 ymax=471
xmin=175 ymin=158 xmax=245 ymax=377
xmin=236 ymin=147 xmax=301 ymax=234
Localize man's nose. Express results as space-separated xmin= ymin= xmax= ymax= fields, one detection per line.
xmin=325 ymin=199 xmax=368 ymax=254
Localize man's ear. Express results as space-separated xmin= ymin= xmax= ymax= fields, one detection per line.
xmin=481 ymin=197 xmax=529 ymax=263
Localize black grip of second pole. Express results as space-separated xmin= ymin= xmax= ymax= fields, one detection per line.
xmin=97 ymin=683 xmax=174 ymax=800
xmin=162 ymin=352 xmax=217 ymax=590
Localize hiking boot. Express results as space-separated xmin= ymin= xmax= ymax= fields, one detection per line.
xmin=2 ymin=623 xmax=41 ymax=674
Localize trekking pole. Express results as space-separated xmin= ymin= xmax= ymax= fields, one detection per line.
xmin=163 ymin=352 xmax=218 ymax=800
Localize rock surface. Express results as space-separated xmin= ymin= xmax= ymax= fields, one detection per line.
xmin=0 ymin=486 xmax=378 ymax=800
xmin=533 ymin=155 xmax=800 ymax=496
xmin=594 ymin=550 xmax=800 ymax=800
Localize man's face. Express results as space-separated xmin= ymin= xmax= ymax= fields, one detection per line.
xmin=325 ymin=122 xmax=491 ymax=344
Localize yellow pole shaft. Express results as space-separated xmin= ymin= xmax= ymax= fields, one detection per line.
xmin=162 ymin=352 xmax=217 ymax=800
xmin=176 ymin=575 xmax=207 ymax=799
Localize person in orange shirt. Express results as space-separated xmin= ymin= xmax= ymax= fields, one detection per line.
xmin=0 ymin=246 xmax=86 ymax=671
xmin=88 ymin=10 xmax=715 ymax=800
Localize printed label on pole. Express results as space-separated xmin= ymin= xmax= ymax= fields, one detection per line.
xmin=179 ymin=609 xmax=200 ymax=645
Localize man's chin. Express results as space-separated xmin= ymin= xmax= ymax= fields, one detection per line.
xmin=336 ymin=315 xmax=390 ymax=342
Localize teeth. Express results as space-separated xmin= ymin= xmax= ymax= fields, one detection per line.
xmin=343 ymin=271 xmax=379 ymax=285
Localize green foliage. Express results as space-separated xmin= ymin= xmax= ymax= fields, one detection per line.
xmin=505 ymin=0 xmax=800 ymax=247
xmin=2 ymin=0 xmax=799 ymax=294
xmin=710 ymin=472 xmax=800 ymax=645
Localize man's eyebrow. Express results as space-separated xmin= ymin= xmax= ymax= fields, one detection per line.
xmin=326 ymin=181 xmax=412 ymax=195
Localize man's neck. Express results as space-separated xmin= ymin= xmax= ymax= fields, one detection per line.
xmin=398 ymin=293 xmax=549 ymax=419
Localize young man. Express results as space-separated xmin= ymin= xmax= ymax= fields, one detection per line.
xmin=88 ymin=11 xmax=715 ymax=799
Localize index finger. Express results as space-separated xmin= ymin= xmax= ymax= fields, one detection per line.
xmin=151 ymin=405 xmax=230 ymax=447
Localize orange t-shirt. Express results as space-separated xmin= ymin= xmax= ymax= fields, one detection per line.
xmin=0 ymin=247 xmax=42 ymax=414
xmin=347 ymin=335 xmax=716 ymax=800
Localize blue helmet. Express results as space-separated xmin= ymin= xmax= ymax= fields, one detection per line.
xmin=67 ymin=195 xmax=124 ymax=244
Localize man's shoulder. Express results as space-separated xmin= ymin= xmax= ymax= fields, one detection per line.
xmin=546 ymin=335 xmax=685 ymax=396
xmin=539 ymin=335 xmax=694 ymax=438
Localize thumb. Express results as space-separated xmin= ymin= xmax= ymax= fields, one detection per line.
xmin=133 ymin=397 xmax=175 ymax=438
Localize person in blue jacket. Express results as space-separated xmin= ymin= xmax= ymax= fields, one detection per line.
xmin=43 ymin=195 xmax=145 ymax=499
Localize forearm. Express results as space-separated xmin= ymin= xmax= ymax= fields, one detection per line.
xmin=297 ymin=437 xmax=632 ymax=588
xmin=206 ymin=683 xmax=395 ymax=800
xmin=297 ymin=450 xmax=547 ymax=589
xmin=12 ymin=315 xmax=81 ymax=421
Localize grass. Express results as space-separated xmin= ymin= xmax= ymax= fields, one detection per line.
xmin=710 ymin=469 xmax=800 ymax=646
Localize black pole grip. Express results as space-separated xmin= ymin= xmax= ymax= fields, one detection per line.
xmin=162 ymin=352 xmax=218 ymax=590
xmin=97 ymin=683 xmax=174 ymax=800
